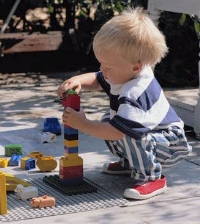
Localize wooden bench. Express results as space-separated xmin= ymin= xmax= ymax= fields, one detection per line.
xmin=0 ymin=31 xmax=63 ymax=53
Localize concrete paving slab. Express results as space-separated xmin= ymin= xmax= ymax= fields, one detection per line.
xmin=0 ymin=76 xmax=200 ymax=223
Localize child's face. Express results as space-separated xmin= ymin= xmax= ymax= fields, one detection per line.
xmin=95 ymin=51 xmax=141 ymax=84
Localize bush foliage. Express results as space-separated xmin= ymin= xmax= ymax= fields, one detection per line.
xmin=0 ymin=0 xmax=198 ymax=87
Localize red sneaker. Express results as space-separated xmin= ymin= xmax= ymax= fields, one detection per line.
xmin=124 ymin=175 xmax=167 ymax=200
xmin=103 ymin=161 xmax=132 ymax=175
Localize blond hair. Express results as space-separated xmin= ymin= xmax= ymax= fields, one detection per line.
xmin=93 ymin=7 xmax=168 ymax=66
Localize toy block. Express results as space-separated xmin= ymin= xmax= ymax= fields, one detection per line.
xmin=5 ymin=173 xmax=30 ymax=191
xmin=0 ymin=158 xmax=9 ymax=168
xmin=59 ymin=156 xmax=83 ymax=167
xmin=25 ymin=158 xmax=36 ymax=170
xmin=36 ymin=156 xmax=57 ymax=172
xmin=59 ymin=159 xmax=83 ymax=185
xmin=64 ymin=147 xmax=78 ymax=157
xmin=60 ymin=177 xmax=83 ymax=185
xmin=0 ymin=171 xmax=7 ymax=215
xmin=64 ymin=152 xmax=79 ymax=160
xmin=64 ymin=133 xmax=78 ymax=141
xmin=61 ymin=93 xmax=80 ymax=110
xmin=9 ymin=154 xmax=22 ymax=166
xmin=37 ymin=132 xmax=56 ymax=143
xmin=64 ymin=139 xmax=78 ymax=148
xmin=64 ymin=126 xmax=78 ymax=135
xmin=29 ymin=151 xmax=43 ymax=159
xmin=44 ymin=117 xmax=61 ymax=135
xmin=20 ymin=157 xmax=30 ymax=169
xmin=5 ymin=144 xmax=22 ymax=157
xmin=43 ymin=175 xmax=97 ymax=195
xmin=59 ymin=165 xmax=83 ymax=180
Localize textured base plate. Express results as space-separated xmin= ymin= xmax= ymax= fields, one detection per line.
xmin=0 ymin=177 xmax=127 ymax=222
xmin=43 ymin=175 xmax=97 ymax=195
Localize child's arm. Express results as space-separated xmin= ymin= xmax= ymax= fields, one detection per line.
xmin=63 ymin=107 xmax=125 ymax=140
xmin=57 ymin=72 xmax=101 ymax=98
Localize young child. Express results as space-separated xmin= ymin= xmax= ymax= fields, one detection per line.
xmin=57 ymin=7 xmax=192 ymax=200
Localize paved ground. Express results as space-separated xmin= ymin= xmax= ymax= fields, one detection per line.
xmin=0 ymin=72 xmax=200 ymax=224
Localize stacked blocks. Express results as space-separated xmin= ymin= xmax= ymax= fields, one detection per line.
xmin=21 ymin=157 xmax=36 ymax=170
xmin=59 ymin=90 xmax=83 ymax=185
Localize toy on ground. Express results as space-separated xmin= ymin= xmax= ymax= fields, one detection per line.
xmin=0 ymin=171 xmax=7 ymax=215
xmin=37 ymin=132 xmax=56 ymax=143
xmin=29 ymin=151 xmax=43 ymax=159
xmin=5 ymin=144 xmax=22 ymax=157
xmin=0 ymin=158 xmax=9 ymax=168
xmin=44 ymin=117 xmax=61 ymax=135
xmin=36 ymin=156 xmax=57 ymax=172
xmin=8 ymin=154 xmax=22 ymax=166
xmin=30 ymin=195 xmax=56 ymax=208
xmin=59 ymin=89 xmax=83 ymax=185
xmin=14 ymin=184 xmax=38 ymax=201
xmin=5 ymin=173 xmax=31 ymax=192
xmin=43 ymin=90 xmax=97 ymax=195
xmin=20 ymin=157 xmax=36 ymax=170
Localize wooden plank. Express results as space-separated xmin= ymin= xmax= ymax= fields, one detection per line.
xmin=0 ymin=31 xmax=64 ymax=53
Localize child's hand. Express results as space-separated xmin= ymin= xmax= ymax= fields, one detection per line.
xmin=62 ymin=107 xmax=86 ymax=129
xmin=57 ymin=76 xmax=81 ymax=99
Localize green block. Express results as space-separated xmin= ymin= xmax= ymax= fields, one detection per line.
xmin=5 ymin=144 xmax=23 ymax=157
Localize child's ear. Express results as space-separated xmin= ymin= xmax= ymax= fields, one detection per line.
xmin=132 ymin=62 xmax=142 ymax=74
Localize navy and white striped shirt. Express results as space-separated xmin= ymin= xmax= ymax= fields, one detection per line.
xmin=96 ymin=66 xmax=183 ymax=140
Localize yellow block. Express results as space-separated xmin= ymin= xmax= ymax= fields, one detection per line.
xmin=0 ymin=171 xmax=7 ymax=215
xmin=64 ymin=139 xmax=78 ymax=148
xmin=0 ymin=158 xmax=9 ymax=168
xmin=29 ymin=151 xmax=43 ymax=158
xmin=59 ymin=156 xmax=83 ymax=167
xmin=5 ymin=173 xmax=30 ymax=191
xmin=64 ymin=152 xmax=78 ymax=159
xmin=20 ymin=157 xmax=30 ymax=169
xmin=36 ymin=156 xmax=57 ymax=172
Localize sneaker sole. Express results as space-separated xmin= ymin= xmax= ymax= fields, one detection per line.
xmin=103 ymin=163 xmax=132 ymax=175
xmin=123 ymin=185 xmax=167 ymax=200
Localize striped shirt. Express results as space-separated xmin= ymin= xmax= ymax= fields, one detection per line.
xmin=96 ymin=66 xmax=183 ymax=140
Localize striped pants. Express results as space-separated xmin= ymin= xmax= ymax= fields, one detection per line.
xmin=102 ymin=116 xmax=192 ymax=182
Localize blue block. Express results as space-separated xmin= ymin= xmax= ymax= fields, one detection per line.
xmin=25 ymin=158 xmax=36 ymax=170
xmin=9 ymin=154 xmax=22 ymax=166
xmin=64 ymin=127 xmax=78 ymax=135
xmin=44 ymin=117 xmax=61 ymax=135
xmin=64 ymin=146 xmax=78 ymax=154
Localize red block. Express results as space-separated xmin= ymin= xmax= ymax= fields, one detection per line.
xmin=59 ymin=165 xmax=83 ymax=180
xmin=62 ymin=94 xmax=80 ymax=110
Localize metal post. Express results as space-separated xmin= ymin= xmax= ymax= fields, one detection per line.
xmin=0 ymin=0 xmax=21 ymax=34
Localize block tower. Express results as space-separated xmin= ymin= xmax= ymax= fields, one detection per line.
xmin=59 ymin=90 xmax=83 ymax=185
